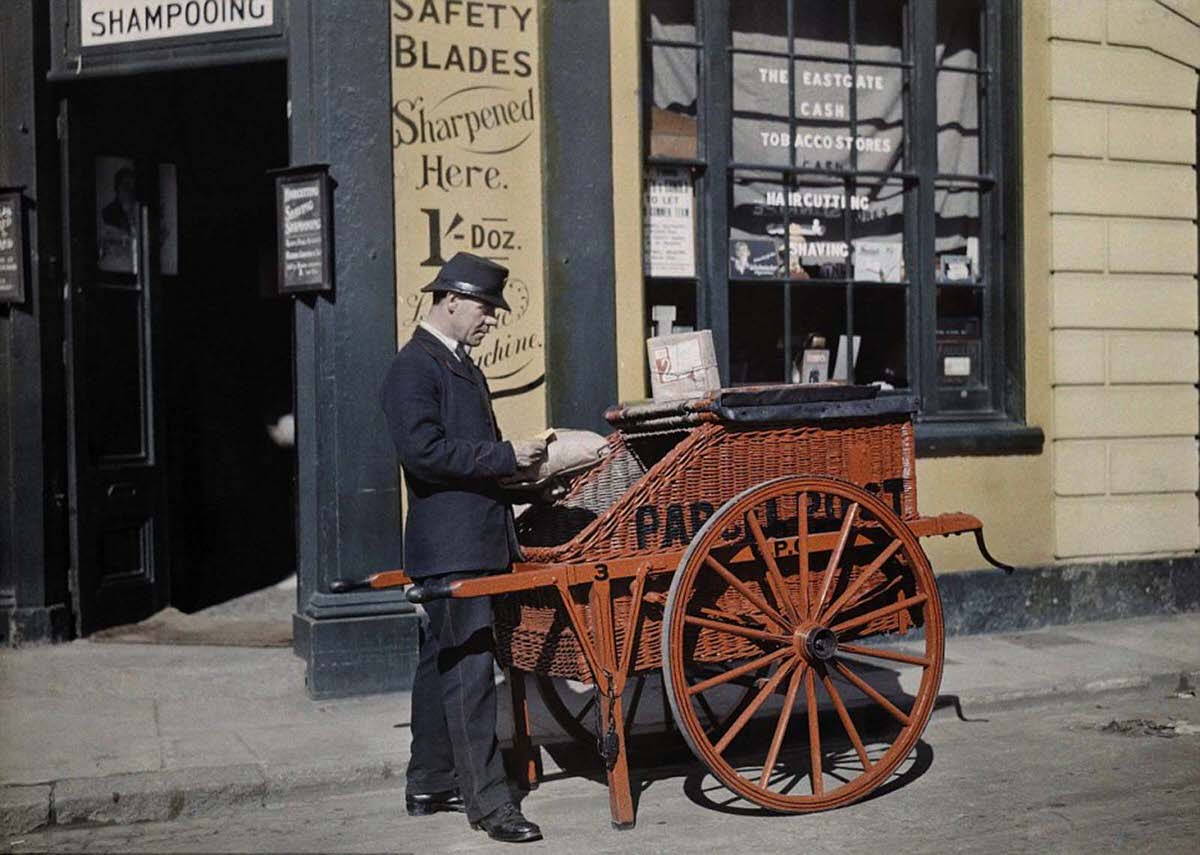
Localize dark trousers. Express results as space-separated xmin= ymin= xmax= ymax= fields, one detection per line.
xmin=406 ymin=573 xmax=510 ymax=823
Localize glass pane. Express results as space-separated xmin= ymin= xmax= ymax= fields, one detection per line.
xmin=647 ymin=0 xmax=696 ymax=43
xmin=729 ymin=283 xmax=786 ymax=384
xmin=937 ymin=288 xmax=987 ymax=408
xmin=788 ymin=284 xmax=847 ymax=382
xmin=729 ymin=171 xmax=787 ymax=280
xmin=731 ymin=1 xmax=848 ymax=59
xmin=85 ymin=287 xmax=146 ymax=460
xmin=937 ymin=70 xmax=980 ymax=174
xmin=794 ymin=0 xmax=849 ymax=58
xmin=851 ymin=181 xmax=907 ymax=283
xmin=788 ymin=62 xmax=905 ymax=173
xmin=935 ymin=187 xmax=981 ymax=283
xmin=786 ymin=176 xmax=855 ymax=282
xmin=853 ymin=287 xmax=908 ymax=388
xmin=732 ymin=52 xmax=790 ymax=166
xmin=790 ymin=61 xmax=852 ymax=170
xmin=649 ymin=45 xmax=699 ymax=159
xmin=938 ymin=0 xmax=981 ymax=68
xmin=856 ymin=0 xmax=904 ymax=63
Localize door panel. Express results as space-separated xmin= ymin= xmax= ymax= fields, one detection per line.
xmin=61 ymin=97 xmax=169 ymax=635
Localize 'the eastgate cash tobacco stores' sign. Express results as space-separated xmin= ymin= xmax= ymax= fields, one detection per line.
xmin=80 ymin=0 xmax=274 ymax=48
xmin=390 ymin=0 xmax=547 ymax=437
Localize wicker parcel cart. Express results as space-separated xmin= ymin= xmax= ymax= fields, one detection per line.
xmin=334 ymin=384 xmax=1010 ymax=829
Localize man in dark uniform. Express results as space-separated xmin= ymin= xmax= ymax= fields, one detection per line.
xmin=380 ymin=252 xmax=547 ymax=844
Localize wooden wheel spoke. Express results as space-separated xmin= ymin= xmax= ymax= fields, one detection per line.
xmin=745 ymin=511 xmax=801 ymax=624
xmin=797 ymin=492 xmax=811 ymax=619
xmin=819 ymin=666 xmax=872 ymax=771
xmin=812 ymin=502 xmax=859 ymax=619
xmin=758 ymin=659 xmax=806 ymax=787
xmin=804 ymin=667 xmax=823 ymax=796
xmin=830 ymin=592 xmax=928 ymax=637
xmin=838 ymin=642 xmax=931 ymax=668
xmin=683 ymin=614 xmax=791 ymax=646
xmin=830 ymin=659 xmax=912 ymax=727
xmin=704 ymin=555 xmax=789 ymax=631
xmin=687 ymin=647 xmax=791 ymax=696
xmin=819 ymin=539 xmax=903 ymax=624
xmin=713 ymin=658 xmax=800 ymax=755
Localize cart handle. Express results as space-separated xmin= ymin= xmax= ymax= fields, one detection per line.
xmin=404 ymin=578 xmax=458 ymax=603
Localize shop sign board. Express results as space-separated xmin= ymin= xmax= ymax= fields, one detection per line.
xmin=80 ymin=0 xmax=275 ymax=48
xmin=272 ymin=165 xmax=334 ymax=295
xmin=390 ymin=0 xmax=547 ymax=436
xmin=0 ymin=190 xmax=26 ymax=304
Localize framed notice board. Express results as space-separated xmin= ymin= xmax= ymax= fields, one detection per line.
xmin=0 ymin=188 xmax=27 ymax=304
xmin=272 ymin=164 xmax=335 ymax=295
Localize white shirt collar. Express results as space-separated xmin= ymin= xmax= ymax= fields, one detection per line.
xmin=419 ymin=321 xmax=464 ymax=360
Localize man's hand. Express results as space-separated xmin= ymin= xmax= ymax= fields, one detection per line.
xmin=512 ymin=439 xmax=549 ymax=469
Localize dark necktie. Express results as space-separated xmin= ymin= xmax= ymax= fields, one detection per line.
xmin=455 ymin=344 xmax=472 ymax=366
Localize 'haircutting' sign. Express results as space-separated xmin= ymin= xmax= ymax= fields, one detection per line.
xmin=81 ymin=0 xmax=274 ymax=47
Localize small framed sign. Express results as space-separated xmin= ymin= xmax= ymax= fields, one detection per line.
xmin=0 ymin=188 xmax=27 ymax=305
xmin=271 ymin=164 xmax=334 ymax=295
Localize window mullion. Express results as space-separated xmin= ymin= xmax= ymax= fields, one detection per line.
xmin=701 ymin=0 xmax=732 ymax=379
xmin=912 ymin=0 xmax=939 ymax=415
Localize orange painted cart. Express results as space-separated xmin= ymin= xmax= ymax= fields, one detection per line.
xmin=334 ymin=385 xmax=1010 ymax=828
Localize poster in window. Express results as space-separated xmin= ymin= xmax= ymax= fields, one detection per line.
xmin=644 ymin=166 xmax=696 ymax=278
xmin=96 ymin=156 xmax=138 ymax=274
xmin=853 ymin=240 xmax=904 ymax=283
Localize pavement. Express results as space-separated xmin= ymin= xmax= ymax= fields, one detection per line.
xmin=2 ymin=611 xmax=1198 ymax=837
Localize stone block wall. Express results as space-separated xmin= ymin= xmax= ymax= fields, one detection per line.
xmin=1048 ymin=0 xmax=1200 ymax=558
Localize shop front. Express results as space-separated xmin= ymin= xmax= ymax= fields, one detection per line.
xmin=1 ymin=1 xmax=1196 ymax=698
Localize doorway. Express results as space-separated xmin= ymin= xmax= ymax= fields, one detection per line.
xmin=62 ymin=62 xmax=294 ymax=633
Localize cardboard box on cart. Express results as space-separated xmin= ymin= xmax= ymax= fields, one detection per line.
xmin=647 ymin=330 xmax=721 ymax=402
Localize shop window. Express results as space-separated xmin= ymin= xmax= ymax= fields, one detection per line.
xmin=643 ymin=0 xmax=1031 ymax=445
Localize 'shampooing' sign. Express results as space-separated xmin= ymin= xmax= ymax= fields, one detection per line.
xmin=81 ymin=0 xmax=274 ymax=47
xmin=390 ymin=0 xmax=546 ymax=435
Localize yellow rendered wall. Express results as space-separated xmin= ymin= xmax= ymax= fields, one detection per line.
xmin=610 ymin=3 xmax=648 ymax=403
xmin=1046 ymin=0 xmax=1200 ymax=560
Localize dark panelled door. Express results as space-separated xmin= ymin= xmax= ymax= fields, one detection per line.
xmin=60 ymin=98 xmax=169 ymax=635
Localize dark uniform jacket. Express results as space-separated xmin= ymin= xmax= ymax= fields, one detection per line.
xmin=380 ymin=326 xmax=519 ymax=578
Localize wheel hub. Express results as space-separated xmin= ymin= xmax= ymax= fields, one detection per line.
xmin=794 ymin=624 xmax=838 ymax=662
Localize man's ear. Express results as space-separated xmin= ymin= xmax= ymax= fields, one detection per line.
xmin=444 ymin=292 xmax=458 ymax=313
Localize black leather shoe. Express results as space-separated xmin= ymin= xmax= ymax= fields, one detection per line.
xmin=405 ymin=789 xmax=466 ymax=816
xmin=470 ymin=803 xmax=543 ymax=843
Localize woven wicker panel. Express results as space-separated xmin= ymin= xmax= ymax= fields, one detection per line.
xmin=530 ymin=416 xmax=916 ymax=565
xmin=517 ymin=433 xmax=649 ymax=551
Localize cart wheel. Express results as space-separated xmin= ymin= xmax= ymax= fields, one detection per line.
xmin=661 ymin=476 xmax=944 ymax=813
xmin=534 ymin=672 xmax=760 ymax=747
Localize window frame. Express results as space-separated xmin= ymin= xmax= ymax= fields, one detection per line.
xmin=642 ymin=0 xmax=1041 ymax=455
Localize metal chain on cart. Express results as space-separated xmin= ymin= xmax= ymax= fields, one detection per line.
xmin=592 ymin=669 xmax=620 ymax=770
